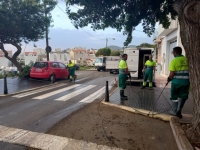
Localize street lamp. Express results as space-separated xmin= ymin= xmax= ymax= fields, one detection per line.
xmin=106 ymin=38 xmax=115 ymax=48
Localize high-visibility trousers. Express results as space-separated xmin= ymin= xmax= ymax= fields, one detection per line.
xmin=118 ymin=74 xmax=127 ymax=90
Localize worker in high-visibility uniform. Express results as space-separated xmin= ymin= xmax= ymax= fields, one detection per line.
xmin=141 ymin=55 xmax=156 ymax=89
xmin=68 ymin=60 xmax=75 ymax=82
xmin=118 ymin=54 xmax=131 ymax=100
xmin=167 ymin=46 xmax=190 ymax=118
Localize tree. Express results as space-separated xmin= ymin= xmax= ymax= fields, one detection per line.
xmin=96 ymin=48 xmax=111 ymax=56
xmin=137 ymin=43 xmax=156 ymax=49
xmin=65 ymin=0 xmax=200 ymax=141
xmin=0 ymin=0 xmax=57 ymax=72
xmin=110 ymin=50 xmax=120 ymax=56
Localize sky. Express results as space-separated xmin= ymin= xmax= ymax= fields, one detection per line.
xmin=5 ymin=0 xmax=157 ymax=53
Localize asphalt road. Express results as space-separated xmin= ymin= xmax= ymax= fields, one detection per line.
xmin=0 ymin=70 xmax=118 ymax=150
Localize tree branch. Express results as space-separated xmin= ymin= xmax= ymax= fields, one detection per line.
xmin=11 ymin=42 xmax=22 ymax=59
xmin=0 ymin=43 xmax=12 ymax=61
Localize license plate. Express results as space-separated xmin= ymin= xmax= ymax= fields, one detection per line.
xmin=36 ymin=68 xmax=42 ymax=72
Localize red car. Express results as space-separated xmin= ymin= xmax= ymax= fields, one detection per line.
xmin=30 ymin=61 xmax=69 ymax=83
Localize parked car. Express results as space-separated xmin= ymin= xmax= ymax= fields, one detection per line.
xmin=30 ymin=61 xmax=69 ymax=83
xmin=74 ymin=64 xmax=80 ymax=70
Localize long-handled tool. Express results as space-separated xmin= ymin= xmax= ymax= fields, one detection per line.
xmin=147 ymin=81 xmax=169 ymax=116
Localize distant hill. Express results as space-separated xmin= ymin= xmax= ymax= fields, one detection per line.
xmin=107 ymin=45 xmax=137 ymax=50
xmin=127 ymin=45 xmax=137 ymax=48
xmin=107 ymin=45 xmax=122 ymax=50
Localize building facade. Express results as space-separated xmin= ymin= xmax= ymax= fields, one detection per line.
xmin=49 ymin=52 xmax=70 ymax=65
xmin=0 ymin=50 xmax=13 ymax=67
xmin=155 ymin=19 xmax=185 ymax=76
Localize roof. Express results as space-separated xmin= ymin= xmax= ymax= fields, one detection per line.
xmin=71 ymin=49 xmax=87 ymax=53
xmin=25 ymin=52 xmax=37 ymax=55
xmin=0 ymin=50 xmax=12 ymax=57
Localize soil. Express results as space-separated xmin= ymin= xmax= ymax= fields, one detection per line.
xmin=47 ymin=101 xmax=178 ymax=150
xmin=181 ymin=123 xmax=200 ymax=149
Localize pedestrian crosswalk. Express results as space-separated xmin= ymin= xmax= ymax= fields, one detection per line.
xmin=12 ymin=83 xmax=67 ymax=98
xmin=32 ymin=84 xmax=81 ymax=100
xmin=11 ymin=84 xmax=104 ymax=102
xmin=0 ymin=84 xmax=109 ymax=149
xmin=55 ymin=85 xmax=96 ymax=101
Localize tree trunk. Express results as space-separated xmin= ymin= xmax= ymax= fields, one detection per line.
xmin=0 ymin=43 xmax=23 ymax=72
xmin=174 ymin=0 xmax=200 ymax=142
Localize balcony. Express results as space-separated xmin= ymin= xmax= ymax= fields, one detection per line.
xmin=158 ymin=19 xmax=178 ymax=37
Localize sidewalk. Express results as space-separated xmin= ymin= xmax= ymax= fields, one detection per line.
xmin=109 ymin=74 xmax=193 ymax=115
xmin=46 ymin=74 xmax=193 ymax=150
xmin=47 ymin=102 xmax=178 ymax=150
xmin=0 ymin=77 xmax=51 ymax=95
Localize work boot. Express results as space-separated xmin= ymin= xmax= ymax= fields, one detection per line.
xmin=169 ymin=102 xmax=178 ymax=116
xmin=122 ymin=90 xmax=128 ymax=98
xmin=176 ymin=98 xmax=186 ymax=118
xmin=120 ymin=90 xmax=128 ymax=100
xmin=148 ymin=87 xmax=153 ymax=90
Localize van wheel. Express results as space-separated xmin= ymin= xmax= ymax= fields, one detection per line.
xmin=50 ymin=74 xmax=55 ymax=83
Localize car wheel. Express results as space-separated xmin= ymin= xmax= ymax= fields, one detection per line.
xmin=50 ymin=74 xmax=55 ymax=83
xmin=110 ymin=71 xmax=113 ymax=74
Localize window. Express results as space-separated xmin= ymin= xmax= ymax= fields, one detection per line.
xmin=59 ymin=63 xmax=66 ymax=68
xmin=33 ymin=62 xmax=48 ymax=68
xmin=95 ymin=58 xmax=103 ymax=63
xmin=51 ymin=62 xmax=59 ymax=68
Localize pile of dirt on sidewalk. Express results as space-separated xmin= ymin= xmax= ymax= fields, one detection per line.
xmin=47 ymin=102 xmax=178 ymax=150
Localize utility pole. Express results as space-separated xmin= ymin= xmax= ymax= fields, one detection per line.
xmin=45 ymin=4 xmax=49 ymax=61
xmin=106 ymin=38 xmax=108 ymax=48
xmin=106 ymin=38 xmax=115 ymax=48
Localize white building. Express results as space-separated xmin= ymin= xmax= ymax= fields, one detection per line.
xmin=24 ymin=52 xmax=38 ymax=65
xmin=33 ymin=48 xmax=45 ymax=54
xmin=0 ymin=50 xmax=13 ymax=67
xmin=49 ymin=52 xmax=70 ymax=65
xmin=155 ymin=19 xmax=185 ymax=76
xmin=54 ymin=48 xmax=62 ymax=52
xmin=70 ymin=49 xmax=88 ymax=61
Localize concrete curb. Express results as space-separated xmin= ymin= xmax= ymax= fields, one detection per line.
xmin=101 ymin=101 xmax=172 ymax=122
xmin=170 ymin=117 xmax=194 ymax=150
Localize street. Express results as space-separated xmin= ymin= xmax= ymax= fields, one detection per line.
xmin=0 ymin=71 xmax=118 ymax=150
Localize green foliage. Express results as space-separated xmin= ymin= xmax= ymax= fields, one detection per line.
xmin=18 ymin=61 xmax=34 ymax=78
xmin=0 ymin=0 xmax=52 ymax=44
xmin=96 ymin=48 xmax=111 ymax=56
xmin=19 ymin=62 xmax=25 ymax=67
xmin=136 ymin=43 xmax=156 ymax=48
xmin=66 ymin=0 xmax=177 ymax=46
xmin=110 ymin=51 xmax=120 ymax=56
xmin=0 ymin=74 xmax=3 ymax=79
xmin=0 ymin=0 xmax=57 ymax=71
xmin=80 ymin=66 xmax=94 ymax=70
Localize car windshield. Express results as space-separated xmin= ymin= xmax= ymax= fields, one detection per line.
xmin=33 ymin=62 xmax=48 ymax=68
xmin=95 ymin=58 xmax=103 ymax=63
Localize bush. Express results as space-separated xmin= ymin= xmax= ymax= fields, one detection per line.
xmin=0 ymin=74 xmax=3 ymax=79
xmin=17 ymin=62 xmax=34 ymax=78
xmin=17 ymin=65 xmax=31 ymax=78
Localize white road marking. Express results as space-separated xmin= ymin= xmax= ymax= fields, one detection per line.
xmin=0 ymin=87 xmax=122 ymax=150
xmin=12 ymin=84 xmax=66 ymax=98
xmin=75 ymin=75 xmax=93 ymax=82
xmin=32 ymin=84 xmax=81 ymax=100
xmin=55 ymin=85 xmax=96 ymax=101
xmin=0 ymin=124 xmax=123 ymax=150
xmin=79 ymin=86 xmax=105 ymax=103
xmin=0 ymin=125 xmax=68 ymax=150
